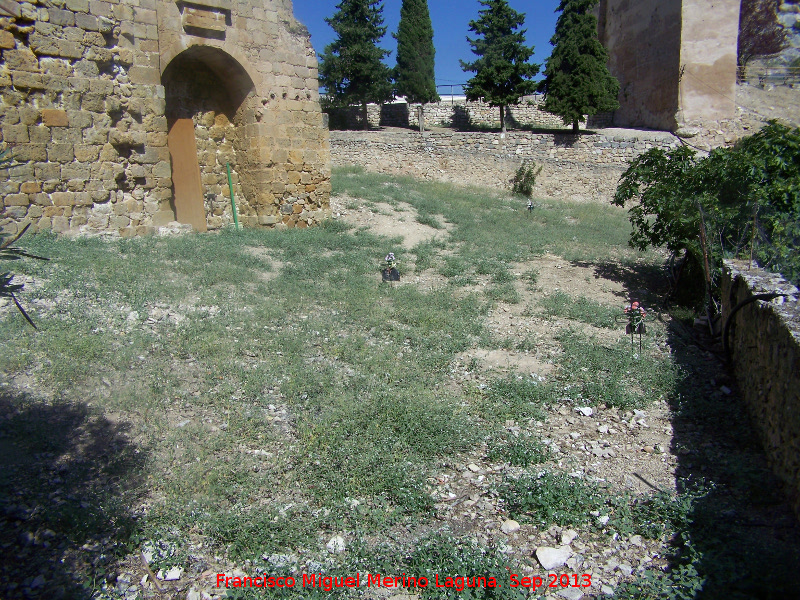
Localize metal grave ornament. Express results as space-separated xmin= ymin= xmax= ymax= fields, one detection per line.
xmin=621 ymin=301 xmax=646 ymax=353
xmin=382 ymin=252 xmax=400 ymax=282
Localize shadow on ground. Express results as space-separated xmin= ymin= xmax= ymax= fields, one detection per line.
xmin=581 ymin=256 xmax=800 ymax=597
xmin=0 ymin=389 xmax=145 ymax=599
xmin=662 ymin=321 xmax=800 ymax=599
xmin=570 ymin=259 xmax=668 ymax=305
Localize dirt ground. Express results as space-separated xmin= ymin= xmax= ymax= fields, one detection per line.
xmin=325 ymin=184 xmax=800 ymax=599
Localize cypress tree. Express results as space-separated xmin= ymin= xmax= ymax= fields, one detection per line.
xmin=539 ymin=0 xmax=619 ymax=133
xmin=394 ymin=0 xmax=439 ymax=132
xmin=460 ymin=0 xmax=539 ymax=134
xmin=319 ymin=0 xmax=393 ymax=129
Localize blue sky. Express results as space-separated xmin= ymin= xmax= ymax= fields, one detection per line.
xmin=292 ymin=0 xmax=562 ymax=93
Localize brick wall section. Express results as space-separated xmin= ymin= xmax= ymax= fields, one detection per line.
xmin=330 ymin=128 xmax=678 ymax=203
xmin=328 ymin=96 xmax=613 ymax=131
xmin=0 ymin=0 xmax=330 ymax=236
xmin=721 ymin=260 xmax=800 ymax=520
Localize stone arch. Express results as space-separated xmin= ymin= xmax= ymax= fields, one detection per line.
xmin=162 ymin=46 xmax=258 ymax=231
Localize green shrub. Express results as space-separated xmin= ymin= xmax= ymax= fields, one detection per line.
xmin=511 ymin=160 xmax=543 ymax=197
xmin=613 ymin=121 xmax=800 ymax=296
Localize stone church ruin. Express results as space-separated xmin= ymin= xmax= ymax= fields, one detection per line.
xmin=0 ymin=0 xmax=331 ymax=236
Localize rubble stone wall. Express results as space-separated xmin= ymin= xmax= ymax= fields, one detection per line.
xmin=327 ymin=96 xmax=613 ymax=131
xmin=0 ymin=0 xmax=330 ymax=236
xmin=721 ymin=260 xmax=800 ymax=520
xmin=330 ymin=128 xmax=678 ymax=203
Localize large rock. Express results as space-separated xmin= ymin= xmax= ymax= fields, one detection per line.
xmin=535 ymin=545 xmax=573 ymax=570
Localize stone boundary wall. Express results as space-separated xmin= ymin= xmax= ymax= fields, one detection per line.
xmin=327 ymin=96 xmax=613 ymax=131
xmin=330 ymin=128 xmax=678 ymax=203
xmin=721 ymin=260 xmax=800 ymax=520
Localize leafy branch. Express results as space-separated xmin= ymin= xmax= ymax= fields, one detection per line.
xmin=612 ymin=122 xmax=800 ymax=305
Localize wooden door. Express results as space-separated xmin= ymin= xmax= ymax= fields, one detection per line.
xmin=167 ymin=118 xmax=207 ymax=232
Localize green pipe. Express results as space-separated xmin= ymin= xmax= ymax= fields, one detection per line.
xmin=226 ymin=162 xmax=240 ymax=230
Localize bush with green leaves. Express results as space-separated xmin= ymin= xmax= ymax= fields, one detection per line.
xmin=511 ymin=160 xmax=543 ymax=197
xmin=613 ymin=121 xmax=800 ymax=301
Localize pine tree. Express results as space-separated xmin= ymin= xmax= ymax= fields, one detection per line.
xmin=319 ymin=0 xmax=393 ymax=129
xmin=539 ymin=0 xmax=619 ymax=133
xmin=460 ymin=0 xmax=539 ymax=134
xmin=394 ymin=0 xmax=439 ymax=133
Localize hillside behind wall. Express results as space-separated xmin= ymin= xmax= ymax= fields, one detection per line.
xmin=330 ymin=128 xmax=677 ymax=203
xmin=721 ymin=260 xmax=800 ymax=520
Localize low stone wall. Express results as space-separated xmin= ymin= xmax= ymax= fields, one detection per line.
xmin=721 ymin=260 xmax=800 ymax=520
xmin=330 ymin=128 xmax=678 ymax=202
xmin=327 ymin=96 xmax=613 ymax=131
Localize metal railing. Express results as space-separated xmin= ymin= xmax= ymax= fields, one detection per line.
xmin=737 ymin=66 xmax=800 ymax=87
xmin=436 ymin=83 xmax=467 ymax=104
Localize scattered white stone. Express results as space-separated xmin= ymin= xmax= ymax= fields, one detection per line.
xmin=561 ymin=529 xmax=579 ymax=545
xmin=566 ymin=554 xmax=584 ymax=570
xmin=187 ymin=590 xmax=201 ymax=600
xmin=163 ymin=566 xmax=183 ymax=581
xmin=629 ymin=534 xmax=643 ymax=547
xmin=326 ymin=535 xmax=346 ymax=554
xmin=557 ymin=588 xmax=584 ymax=600
xmin=601 ymin=584 xmax=615 ymax=595
xmin=576 ymin=407 xmax=593 ymax=417
xmin=597 ymin=515 xmax=610 ymax=526
xmin=597 ymin=424 xmax=609 ymax=434
xmin=467 ymin=463 xmax=481 ymax=472
xmin=617 ymin=563 xmax=634 ymax=577
xmin=501 ymin=519 xmax=521 ymax=534
xmin=633 ymin=409 xmax=647 ymax=419
xmin=535 ymin=546 xmax=573 ymax=570
xmin=263 ymin=553 xmax=297 ymax=567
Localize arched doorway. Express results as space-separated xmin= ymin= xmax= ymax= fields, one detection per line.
xmin=162 ymin=47 xmax=256 ymax=231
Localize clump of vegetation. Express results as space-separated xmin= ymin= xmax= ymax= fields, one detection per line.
xmin=511 ymin=160 xmax=543 ymax=197
xmin=487 ymin=435 xmax=548 ymax=467
xmin=479 ymin=375 xmax=555 ymax=422
xmin=613 ymin=121 xmax=800 ymax=306
xmin=538 ymin=290 xmax=619 ymax=328
xmin=500 ymin=471 xmax=608 ymax=528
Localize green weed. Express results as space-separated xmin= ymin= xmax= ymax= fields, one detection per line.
xmin=539 ymin=291 xmax=620 ymax=328
xmin=487 ymin=435 xmax=548 ymax=467
xmin=478 ymin=376 xmax=555 ymax=423
xmin=555 ymin=330 xmax=676 ymax=409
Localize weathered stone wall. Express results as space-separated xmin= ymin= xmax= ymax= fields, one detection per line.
xmin=330 ymin=128 xmax=678 ymax=203
xmin=597 ymin=0 xmax=740 ymax=130
xmin=0 ymin=0 xmax=330 ymax=236
xmin=678 ymin=0 xmax=739 ymax=124
xmin=721 ymin=260 xmax=800 ymax=520
xmin=597 ymin=0 xmax=682 ymax=130
xmin=327 ymin=96 xmax=613 ymax=131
